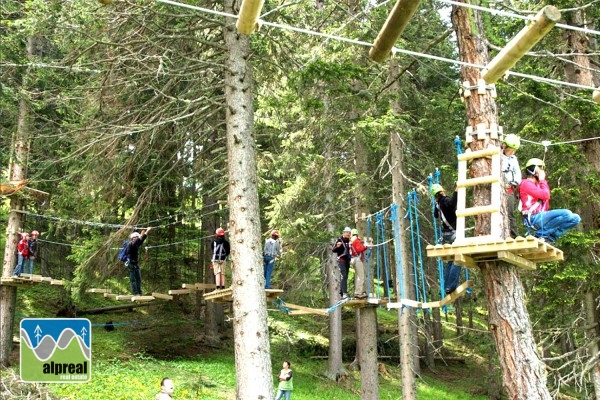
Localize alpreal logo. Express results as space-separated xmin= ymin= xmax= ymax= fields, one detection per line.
xmin=20 ymin=318 xmax=91 ymax=383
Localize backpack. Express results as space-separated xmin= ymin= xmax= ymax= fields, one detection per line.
xmin=118 ymin=240 xmax=129 ymax=262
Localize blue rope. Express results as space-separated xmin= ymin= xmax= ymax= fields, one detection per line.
xmin=390 ymin=204 xmax=406 ymax=302
xmin=326 ymin=296 xmax=352 ymax=314
xmin=273 ymin=297 xmax=291 ymax=313
xmin=406 ymin=193 xmax=422 ymax=303
xmin=375 ymin=212 xmax=384 ymax=299
xmin=429 ymin=174 xmax=447 ymax=304
xmin=379 ymin=213 xmax=391 ymax=299
xmin=454 ymin=136 xmax=463 ymax=155
xmin=410 ymin=190 xmax=428 ymax=307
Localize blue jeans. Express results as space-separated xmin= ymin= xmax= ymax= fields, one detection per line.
xmin=12 ymin=254 xmax=25 ymax=276
xmin=444 ymin=261 xmax=462 ymax=293
xmin=275 ymin=390 xmax=292 ymax=400
xmin=263 ymin=255 xmax=275 ymax=289
xmin=128 ymin=262 xmax=142 ymax=295
xmin=529 ymin=209 xmax=580 ymax=242
xmin=26 ymin=257 xmax=34 ymax=275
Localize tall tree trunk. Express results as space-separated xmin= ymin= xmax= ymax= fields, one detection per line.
xmin=223 ymin=2 xmax=272 ymax=397
xmin=354 ymin=117 xmax=379 ymax=399
xmin=562 ymin=9 xmax=600 ymax=395
xmin=326 ymin=248 xmax=345 ymax=381
xmin=0 ymin=36 xmax=34 ymax=367
xmin=452 ymin=3 xmax=550 ymax=398
xmin=389 ymin=61 xmax=418 ymax=397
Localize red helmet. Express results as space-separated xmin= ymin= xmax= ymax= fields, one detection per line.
xmin=271 ymin=230 xmax=279 ymax=237
xmin=216 ymin=228 xmax=225 ymax=236
xmin=31 ymin=230 xmax=39 ymax=236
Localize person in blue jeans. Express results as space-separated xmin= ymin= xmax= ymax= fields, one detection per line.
xmin=518 ymin=158 xmax=580 ymax=244
xmin=263 ymin=229 xmax=282 ymax=289
xmin=125 ymin=227 xmax=151 ymax=295
xmin=431 ymin=184 xmax=461 ymax=295
xmin=12 ymin=232 xmax=29 ymax=277
xmin=274 ymin=361 xmax=293 ymax=400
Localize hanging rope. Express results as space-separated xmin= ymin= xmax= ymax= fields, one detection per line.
xmin=390 ymin=204 xmax=406 ymax=302
xmin=409 ymin=190 xmax=428 ymax=307
xmin=273 ymin=297 xmax=291 ymax=314
xmin=375 ymin=212 xmax=393 ymax=299
xmin=429 ymin=174 xmax=446 ymax=304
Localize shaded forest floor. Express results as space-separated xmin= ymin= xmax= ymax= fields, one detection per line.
xmin=0 ymin=284 xmax=578 ymax=399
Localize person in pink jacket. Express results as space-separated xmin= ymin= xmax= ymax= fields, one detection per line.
xmin=518 ymin=158 xmax=580 ymax=244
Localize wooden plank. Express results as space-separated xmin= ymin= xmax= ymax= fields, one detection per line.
xmin=439 ymin=280 xmax=473 ymax=307
xmin=182 ymin=283 xmax=216 ymax=291
xmin=39 ymin=277 xmax=53 ymax=282
xmin=427 ymin=237 xmax=539 ymax=258
xmin=104 ymin=293 xmax=119 ymax=299
xmin=455 ymin=205 xmax=500 ymax=218
xmin=387 ymin=299 xmax=422 ymax=309
xmin=168 ymin=289 xmax=192 ymax=295
xmin=288 ymin=310 xmax=327 ymax=316
xmin=87 ymin=288 xmax=111 ymax=293
xmin=482 ymin=6 xmax=561 ymax=84
xmin=456 ymin=175 xmax=500 ymax=188
xmin=420 ymin=300 xmax=441 ymax=309
xmin=453 ymin=254 xmax=477 ymax=269
xmin=457 ymin=147 xmax=500 ymax=161
xmin=152 ymin=292 xmax=173 ymax=301
xmin=50 ymin=279 xmax=64 ymax=285
xmin=282 ymin=302 xmax=328 ymax=316
xmin=116 ymin=295 xmax=133 ymax=301
xmin=132 ymin=295 xmax=155 ymax=302
xmin=497 ymin=250 xmax=536 ymax=270
xmin=203 ymin=288 xmax=233 ymax=301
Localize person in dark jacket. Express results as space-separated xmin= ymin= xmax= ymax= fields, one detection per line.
xmin=27 ymin=230 xmax=40 ymax=275
xmin=332 ymin=227 xmax=352 ymax=299
xmin=431 ymin=184 xmax=461 ymax=294
xmin=211 ymin=227 xmax=231 ymax=290
xmin=126 ymin=227 xmax=151 ymax=295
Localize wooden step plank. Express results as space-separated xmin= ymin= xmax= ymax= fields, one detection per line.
xmin=439 ymin=280 xmax=473 ymax=307
xmin=168 ymin=289 xmax=192 ymax=295
xmin=280 ymin=302 xmax=328 ymax=316
xmin=87 ymin=288 xmax=110 ymax=293
xmin=182 ymin=283 xmax=217 ymax=291
xmin=115 ymin=295 xmax=133 ymax=301
xmin=457 ymin=147 xmax=500 ymax=161
xmin=497 ymin=251 xmax=536 ymax=270
xmin=455 ymin=205 xmax=500 ymax=218
xmin=152 ymin=292 xmax=173 ymax=300
xmin=456 ymin=175 xmax=500 ymax=188
xmin=132 ymin=295 xmax=155 ymax=302
xmin=104 ymin=293 xmax=119 ymax=299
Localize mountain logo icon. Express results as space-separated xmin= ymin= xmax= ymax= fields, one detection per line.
xmin=20 ymin=318 xmax=92 ymax=383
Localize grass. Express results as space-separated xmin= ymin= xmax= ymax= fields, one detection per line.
xmin=2 ymin=285 xmax=494 ymax=399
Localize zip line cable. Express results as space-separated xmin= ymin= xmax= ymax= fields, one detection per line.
xmin=156 ymin=0 xmax=599 ymax=95
xmin=436 ymin=0 xmax=600 ymax=37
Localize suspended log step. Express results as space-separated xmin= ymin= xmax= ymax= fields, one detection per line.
xmin=426 ymin=236 xmax=563 ymax=269
xmin=182 ymin=283 xmax=217 ymax=291
xmin=203 ymin=288 xmax=285 ymax=303
xmin=132 ymin=295 xmax=155 ymax=302
xmin=1 ymin=275 xmax=65 ymax=286
xmin=151 ymin=292 xmax=173 ymax=301
xmin=387 ymin=281 xmax=473 ymax=309
xmin=86 ymin=288 xmax=111 ymax=294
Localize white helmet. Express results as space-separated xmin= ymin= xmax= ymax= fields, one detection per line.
xmin=130 ymin=232 xmax=141 ymax=239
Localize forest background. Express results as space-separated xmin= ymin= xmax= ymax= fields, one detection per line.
xmin=1 ymin=0 xmax=600 ymax=398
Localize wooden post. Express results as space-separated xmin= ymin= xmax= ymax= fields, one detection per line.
xmin=482 ymin=6 xmax=561 ymax=84
xmin=368 ymin=0 xmax=422 ymax=63
xmin=236 ymin=0 xmax=265 ymax=35
xmin=593 ymin=88 xmax=600 ymax=104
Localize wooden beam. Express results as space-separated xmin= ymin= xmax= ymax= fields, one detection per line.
xmin=369 ymin=0 xmax=422 ymax=62
xmin=386 ymin=299 xmax=422 ymax=309
xmin=168 ymin=289 xmax=192 ymax=295
xmin=50 ymin=279 xmax=64 ymax=285
xmin=182 ymin=283 xmax=216 ymax=291
xmin=439 ymin=280 xmax=473 ymax=307
xmin=282 ymin=302 xmax=328 ymax=316
xmin=236 ymin=0 xmax=265 ymax=35
xmin=497 ymin=250 xmax=536 ymax=270
xmin=86 ymin=288 xmax=110 ymax=293
xmin=482 ymin=6 xmax=561 ymax=84
xmin=132 ymin=295 xmax=155 ymax=302
xmin=151 ymin=292 xmax=173 ymax=301
xmin=457 ymin=147 xmax=500 ymax=161
xmin=115 ymin=295 xmax=133 ymax=301
xmin=456 ymin=175 xmax=500 ymax=188
xmin=455 ymin=205 xmax=500 ymax=218
xmin=454 ymin=253 xmax=477 ymax=269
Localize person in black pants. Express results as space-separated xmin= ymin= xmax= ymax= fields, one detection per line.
xmin=332 ymin=227 xmax=352 ymax=299
xmin=126 ymin=227 xmax=151 ymax=295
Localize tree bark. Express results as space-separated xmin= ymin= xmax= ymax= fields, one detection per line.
xmin=389 ymin=62 xmax=418 ymax=398
xmin=223 ymin=0 xmax=273 ymax=397
xmin=0 ymin=36 xmax=34 ymax=367
xmin=452 ymin=3 xmax=551 ymax=398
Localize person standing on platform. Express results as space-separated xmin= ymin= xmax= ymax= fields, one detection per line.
xmin=431 ymin=184 xmax=462 ymax=295
xmin=211 ymin=227 xmax=230 ymax=290
xmin=501 ymin=134 xmax=522 ymax=238
xmin=263 ymin=229 xmax=282 ymax=289
xmin=12 ymin=232 xmax=29 ymax=278
xmin=332 ymin=227 xmax=352 ymax=299
xmin=126 ymin=227 xmax=151 ymax=295
xmin=27 ymin=230 xmax=40 ymax=275
xmin=350 ymin=228 xmax=368 ymax=299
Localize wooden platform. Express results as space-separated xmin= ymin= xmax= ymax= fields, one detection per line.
xmin=426 ymin=236 xmax=563 ymax=270
xmin=387 ymin=280 xmax=473 ymax=309
xmin=1 ymin=274 xmax=65 ymax=286
xmin=282 ymin=296 xmax=388 ymax=316
xmin=203 ymin=287 xmax=284 ymax=303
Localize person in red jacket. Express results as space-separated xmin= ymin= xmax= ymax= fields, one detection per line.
xmin=12 ymin=232 xmax=29 ymax=277
xmin=350 ymin=229 xmax=368 ymax=299
xmin=519 ymin=158 xmax=580 ymax=244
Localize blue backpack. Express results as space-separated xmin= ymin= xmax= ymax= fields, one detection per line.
xmin=118 ymin=240 xmax=129 ymax=262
